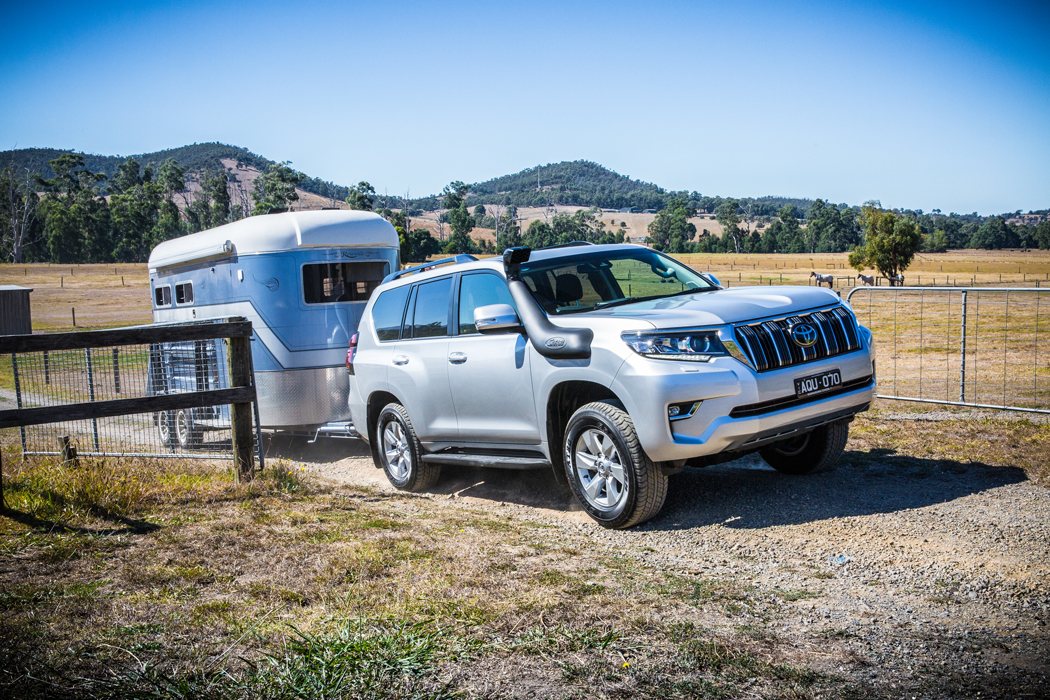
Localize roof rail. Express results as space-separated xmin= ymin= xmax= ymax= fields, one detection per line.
xmin=383 ymin=254 xmax=478 ymax=284
xmin=538 ymin=241 xmax=595 ymax=250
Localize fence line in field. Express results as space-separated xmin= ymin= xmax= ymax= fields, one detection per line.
xmin=0 ymin=319 xmax=263 ymax=496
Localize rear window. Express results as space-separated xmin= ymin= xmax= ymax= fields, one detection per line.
xmin=371 ymin=285 xmax=410 ymax=342
xmin=303 ymin=261 xmax=388 ymax=304
xmin=411 ymin=278 xmax=453 ymax=339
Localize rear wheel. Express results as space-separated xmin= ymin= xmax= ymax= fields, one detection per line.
xmin=377 ymin=403 xmax=440 ymax=492
xmin=759 ymin=420 xmax=849 ymax=475
xmin=563 ymin=401 xmax=667 ymax=529
xmin=174 ymin=408 xmax=201 ymax=449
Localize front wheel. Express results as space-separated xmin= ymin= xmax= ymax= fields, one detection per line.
xmin=376 ymin=403 xmax=440 ymax=492
xmin=759 ymin=420 xmax=850 ymax=475
xmin=563 ymin=401 xmax=668 ymax=529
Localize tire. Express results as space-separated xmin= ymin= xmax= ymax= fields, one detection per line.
xmin=156 ymin=411 xmax=173 ymax=447
xmin=563 ymin=401 xmax=668 ymax=529
xmin=759 ymin=420 xmax=850 ymax=475
xmin=376 ymin=403 xmax=441 ymax=492
xmin=174 ymin=408 xmax=202 ymax=449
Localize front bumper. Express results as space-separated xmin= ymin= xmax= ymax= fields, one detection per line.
xmin=611 ymin=341 xmax=875 ymax=463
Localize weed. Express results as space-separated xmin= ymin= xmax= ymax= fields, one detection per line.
xmin=776 ymin=588 xmax=822 ymax=602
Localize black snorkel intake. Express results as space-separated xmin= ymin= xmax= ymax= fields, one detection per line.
xmin=503 ymin=247 xmax=593 ymax=360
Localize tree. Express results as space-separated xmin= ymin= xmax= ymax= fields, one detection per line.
xmin=0 ymin=166 xmax=41 ymax=263
xmin=346 ymin=181 xmax=376 ymax=211
xmin=647 ymin=197 xmax=696 ymax=253
xmin=441 ymin=181 xmax=476 ymax=254
xmin=252 ymin=161 xmax=303 ymax=215
xmin=969 ymin=216 xmax=1017 ymax=249
xmin=848 ymin=202 xmax=922 ymax=285
xmin=523 ymin=219 xmax=554 ymax=249
xmin=716 ymin=199 xmax=742 ymax=253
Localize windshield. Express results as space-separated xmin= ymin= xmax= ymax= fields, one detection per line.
xmin=518 ymin=248 xmax=717 ymax=315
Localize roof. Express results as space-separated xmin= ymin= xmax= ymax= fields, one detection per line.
xmin=148 ymin=210 xmax=399 ymax=270
xmin=0 ymin=285 xmax=32 ymax=292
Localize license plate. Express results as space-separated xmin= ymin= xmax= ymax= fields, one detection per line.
xmin=795 ymin=369 xmax=842 ymax=398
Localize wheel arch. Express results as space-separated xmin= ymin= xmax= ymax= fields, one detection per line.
xmin=545 ymin=380 xmax=624 ymax=486
xmin=367 ymin=390 xmax=401 ymax=468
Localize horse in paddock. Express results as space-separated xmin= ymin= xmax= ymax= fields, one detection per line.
xmin=858 ymin=273 xmax=875 ymax=286
xmin=811 ymin=271 xmax=834 ymax=288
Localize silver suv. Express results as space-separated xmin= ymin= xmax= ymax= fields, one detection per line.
xmin=347 ymin=244 xmax=875 ymax=528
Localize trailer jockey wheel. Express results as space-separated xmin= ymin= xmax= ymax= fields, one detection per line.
xmin=174 ymin=409 xmax=202 ymax=449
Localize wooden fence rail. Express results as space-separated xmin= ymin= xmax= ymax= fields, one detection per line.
xmin=0 ymin=318 xmax=260 ymax=509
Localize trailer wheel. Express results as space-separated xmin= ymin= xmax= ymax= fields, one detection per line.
xmin=174 ymin=408 xmax=202 ymax=450
xmin=156 ymin=411 xmax=174 ymax=447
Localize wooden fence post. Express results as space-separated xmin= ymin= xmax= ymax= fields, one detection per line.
xmin=227 ymin=333 xmax=255 ymax=482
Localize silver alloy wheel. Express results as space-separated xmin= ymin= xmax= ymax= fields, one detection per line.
xmin=574 ymin=428 xmax=627 ymax=510
xmin=176 ymin=410 xmax=191 ymax=447
xmin=157 ymin=411 xmax=171 ymax=445
xmin=383 ymin=419 xmax=411 ymax=480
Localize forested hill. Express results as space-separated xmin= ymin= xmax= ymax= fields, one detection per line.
xmin=464 ymin=160 xmax=668 ymax=210
xmin=0 ymin=144 xmax=349 ymax=201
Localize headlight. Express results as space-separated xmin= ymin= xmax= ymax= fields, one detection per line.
xmin=621 ymin=330 xmax=728 ymax=362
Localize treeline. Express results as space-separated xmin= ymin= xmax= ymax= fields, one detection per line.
xmin=644 ymin=198 xmax=1050 ymax=255
xmin=0 ymin=153 xmax=307 ymax=264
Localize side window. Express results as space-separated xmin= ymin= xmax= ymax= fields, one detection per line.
xmin=154 ymin=285 xmax=172 ymax=307
xmin=371 ymin=285 xmax=410 ymax=341
xmin=175 ymin=281 xmax=193 ymax=304
xmin=303 ymin=261 xmax=389 ymax=303
xmin=458 ymin=274 xmax=516 ymax=335
xmin=411 ymin=277 xmax=453 ymax=339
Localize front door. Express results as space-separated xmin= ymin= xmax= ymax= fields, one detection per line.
xmin=447 ymin=272 xmax=539 ymax=444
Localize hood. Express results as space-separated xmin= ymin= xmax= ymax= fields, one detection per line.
xmin=582 ymin=286 xmax=844 ymax=329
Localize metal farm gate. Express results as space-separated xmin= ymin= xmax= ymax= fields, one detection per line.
xmin=846 ymin=287 xmax=1050 ymax=414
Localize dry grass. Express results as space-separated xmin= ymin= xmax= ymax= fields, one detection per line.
xmin=0 ymin=450 xmax=875 ymax=699
xmin=850 ymin=402 xmax=1050 ymax=485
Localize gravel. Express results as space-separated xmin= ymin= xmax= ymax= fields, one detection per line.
xmin=273 ymin=428 xmax=1050 ymax=697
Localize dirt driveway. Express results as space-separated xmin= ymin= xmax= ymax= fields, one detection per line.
xmin=266 ymin=408 xmax=1050 ymax=698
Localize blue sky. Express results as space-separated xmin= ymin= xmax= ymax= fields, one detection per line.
xmin=1 ymin=0 xmax=1047 ymax=214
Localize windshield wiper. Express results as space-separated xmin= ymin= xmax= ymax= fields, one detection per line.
xmin=592 ymin=286 xmax=716 ymax=311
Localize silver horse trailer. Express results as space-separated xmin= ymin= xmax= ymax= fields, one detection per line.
xmin=148 ymin=210 xmax=400 ymax=440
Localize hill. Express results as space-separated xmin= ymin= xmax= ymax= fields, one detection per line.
xmin=0 ymin=143 xmax=348 ymax=202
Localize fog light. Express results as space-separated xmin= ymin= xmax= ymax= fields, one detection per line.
xmin=667 ymin=400 xmax=702 ymax=421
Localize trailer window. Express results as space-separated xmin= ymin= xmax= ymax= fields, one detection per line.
xmin=303 ymin=262 xmax=388 ymax=304
xmin=175 ymin=282 xmax=193 ymax=304
xmin=155 ymin=285 xmax=172 ymax=307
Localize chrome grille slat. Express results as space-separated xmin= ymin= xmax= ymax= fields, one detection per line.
xmin=733 ymin=307 xmax=861 ymax=373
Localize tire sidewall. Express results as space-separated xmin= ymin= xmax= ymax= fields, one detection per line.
xmin=563 ymin=408 xmax=637 ymax=527
xmin=377 ymin=405 xmax=418 ymax=489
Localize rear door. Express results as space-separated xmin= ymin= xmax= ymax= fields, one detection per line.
xmin=389 ymin=276 xmax=458 ymax=441
xmin=447 ymin=272 xmax=539 ymax=444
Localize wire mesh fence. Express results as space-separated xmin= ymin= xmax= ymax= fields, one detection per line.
xmin=3 ymin=321 xmax=262 ymax=463
xmin=846 ymin=287 xmax=1050 ymax=413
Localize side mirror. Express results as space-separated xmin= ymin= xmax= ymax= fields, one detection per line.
xmin=700 ymin=273 xmax=722 ymax=288
xmin=474 ymin=303 xmax=522 ymax=334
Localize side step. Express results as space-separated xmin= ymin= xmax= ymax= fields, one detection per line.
xmin=421 ymin=452 xmax=551 ymax=470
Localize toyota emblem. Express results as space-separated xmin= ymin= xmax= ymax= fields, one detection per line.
xmin=790 ymin=323 xmax=818 ymax=348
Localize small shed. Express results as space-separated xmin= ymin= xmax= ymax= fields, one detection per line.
xmin=0 ymin=285 xmax=32 ymax=335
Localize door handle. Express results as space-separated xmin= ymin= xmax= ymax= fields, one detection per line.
xmin=448 ymin=352 xmax=467 ymax=364
xmin=392 ymin=355 xmax=409 ymax=366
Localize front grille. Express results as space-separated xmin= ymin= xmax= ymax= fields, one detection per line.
xmin=734 ymin=307 xmax=861 ymax=372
